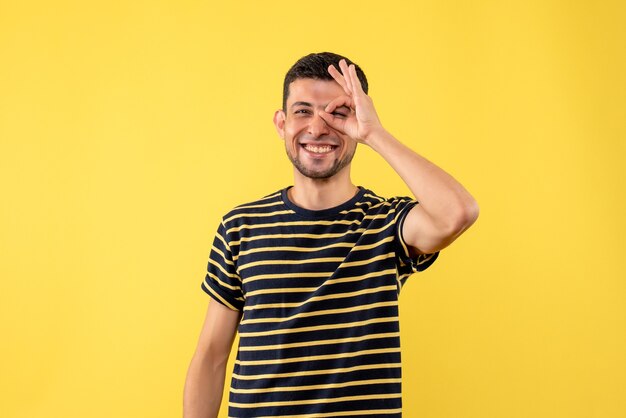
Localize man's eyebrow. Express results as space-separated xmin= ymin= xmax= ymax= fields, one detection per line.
xmin=290 ymin=101 xmax=313 ymax=108
xmin=290 ymin=102 xmax=350 ymax=111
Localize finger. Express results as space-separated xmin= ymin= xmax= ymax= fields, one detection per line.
xmin=343 ymin=61 xmax=356 ymax=93
xmin=349 ymin=64 xmax=366 ymax=95
xmin=324 ymin=95 xmax=353 ymax=114
xmin=338 ymin=59 xmax=353 ymax=94
xmin=328 ymin=64 xmax=350 ymax=95
xmin=346 ymin=64 xmax=358 ymax=96
xmin=319 ymin=110 xmax=346 ymax=133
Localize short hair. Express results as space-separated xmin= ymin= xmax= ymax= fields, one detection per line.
xmin=282 ymin=52 xmax=369 ymax=110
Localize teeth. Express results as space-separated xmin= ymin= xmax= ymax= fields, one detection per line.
xmin=304 ymin=144 xmax=334 ymax=153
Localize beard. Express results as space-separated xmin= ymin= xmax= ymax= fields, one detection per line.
xmin=285 ymin=146 xmax=355 ymax=179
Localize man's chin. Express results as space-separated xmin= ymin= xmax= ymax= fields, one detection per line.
xmin=295 ymin=167 xmax=337 ymax=180
xmin=287 ymin=150 xmax=353 ymax=180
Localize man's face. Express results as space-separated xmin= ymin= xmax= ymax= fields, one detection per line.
xmin=274 ymin=78 xmax=357 ymax=180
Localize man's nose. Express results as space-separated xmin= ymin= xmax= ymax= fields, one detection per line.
xmin=307 ymin=111 xmax=330 ymax=137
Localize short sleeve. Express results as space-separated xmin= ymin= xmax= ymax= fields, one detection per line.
xmin=390 ymin=198 xmax=439 ymax=284
xmin=201 ymin=220 xmax=244 ymax=311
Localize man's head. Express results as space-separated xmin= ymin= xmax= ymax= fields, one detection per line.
xmin=275 ymin=52 xmax=368 ymax=180
xmin=282 ymin=52 xmax=368 ymax=111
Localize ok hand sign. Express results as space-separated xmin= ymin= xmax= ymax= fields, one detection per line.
xmin=320 ymin=59 xmax=385 ymax=145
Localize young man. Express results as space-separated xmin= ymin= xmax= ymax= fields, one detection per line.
xmin=184 ymin=52 xmax=479 ymax=418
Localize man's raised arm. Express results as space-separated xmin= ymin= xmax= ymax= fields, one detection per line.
xmin=366 ymin=130 xmax=478 ymax=255
xmin=321 ymin=59 xmax=479 ymax=254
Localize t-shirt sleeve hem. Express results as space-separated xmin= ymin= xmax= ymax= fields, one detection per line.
xmin=413 ymin=251 xmax=439 ymax=272
xmin=201 ymin=280 xmax=243 ymax=311
xmin=396 ymin=201 xmax=440 ymax=273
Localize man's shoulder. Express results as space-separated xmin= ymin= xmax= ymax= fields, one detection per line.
xmin=219 ymin=188 xmax=287 ymax=225
xmin=358 ymin=187 xmax=416 ymax=214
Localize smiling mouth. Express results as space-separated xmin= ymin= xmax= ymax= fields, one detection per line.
xmin=301 ymin=144 xmax=337 ymax=154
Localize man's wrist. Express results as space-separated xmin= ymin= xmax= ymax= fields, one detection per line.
xmin=364 ymin=128 xmax=396 ymax=153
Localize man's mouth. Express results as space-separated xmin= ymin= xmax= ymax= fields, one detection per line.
xmin=301 ymin=144 xmax=337 ymax=154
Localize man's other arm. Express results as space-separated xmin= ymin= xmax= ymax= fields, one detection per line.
xmin=184 ymin=300 xmax=241 ymax=418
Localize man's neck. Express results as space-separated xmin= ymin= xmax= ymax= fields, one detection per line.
xmin=289 ymin=171 xmax=358 ymax=211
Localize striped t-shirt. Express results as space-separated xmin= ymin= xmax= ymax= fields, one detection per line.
xmin=202 ymin=186 xmax=438 ymax=418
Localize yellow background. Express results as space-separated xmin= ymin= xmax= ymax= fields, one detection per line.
xmin=1 ymin=1 xmax=625 ymax=417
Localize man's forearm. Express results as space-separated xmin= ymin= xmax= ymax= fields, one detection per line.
xmin=368 ymin=129 xmax=478 ymax=230
xmin=183 ymin=353 xmax=228 ymax=418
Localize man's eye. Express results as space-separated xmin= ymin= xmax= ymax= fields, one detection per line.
xmin=294 ymin=109 xmax=310 ymax=115
xmin=332 ymin=111 xmax=347 ymax=118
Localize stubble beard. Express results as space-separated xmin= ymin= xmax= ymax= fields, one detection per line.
xmin=285 ymin=146 xmax=355 ymax=180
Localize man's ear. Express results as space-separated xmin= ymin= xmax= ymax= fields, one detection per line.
xmin=273 ymin=109 xmax=286 ymax=139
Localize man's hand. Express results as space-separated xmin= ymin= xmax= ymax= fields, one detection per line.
xmin=319 ymin=59 xmax=385 ymax=145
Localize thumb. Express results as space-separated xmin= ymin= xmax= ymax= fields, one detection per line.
xmin=319 ymin=111 xmax=346 ymax=133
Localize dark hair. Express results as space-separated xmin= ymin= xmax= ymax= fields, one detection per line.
xmin=282 ymin=52 xmax=368 ymax=110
